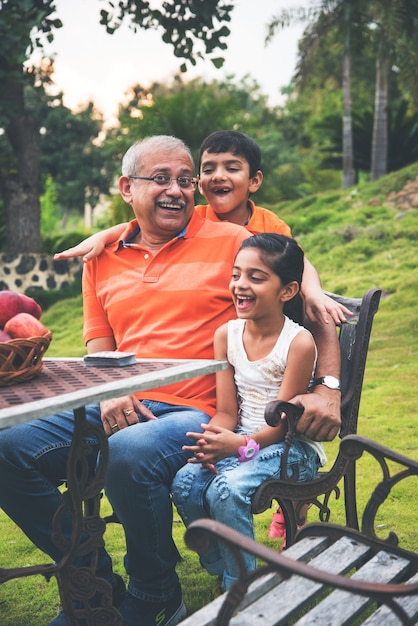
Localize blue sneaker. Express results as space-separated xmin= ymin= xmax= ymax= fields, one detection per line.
xmin=119 ymin=584 xmax=187 ymax=626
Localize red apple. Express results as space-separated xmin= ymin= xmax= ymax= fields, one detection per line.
xmin=19 ymin=293 xmax=42 ymax=319
xmin=0 ymin=331 xmax=13 ymax=362
xmin=4 ymin=312 xmax=49 ymax=339
xmin=0 ymin=290 xmax=25 ymax=329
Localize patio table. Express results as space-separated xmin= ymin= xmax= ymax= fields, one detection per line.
xmin=0 ymin=357 xmax=226 ymax=625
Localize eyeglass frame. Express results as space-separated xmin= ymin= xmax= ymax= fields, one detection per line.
xmin=128 ymin=174 xmax=198 ymax=189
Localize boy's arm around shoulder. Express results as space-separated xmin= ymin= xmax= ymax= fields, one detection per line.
xmin=54 ymin=223 xmax=128 ymax=262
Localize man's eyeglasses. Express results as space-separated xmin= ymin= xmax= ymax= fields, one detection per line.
xmin=128 ymin=174 xmax=198 ymax=189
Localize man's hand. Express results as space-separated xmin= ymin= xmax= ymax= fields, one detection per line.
xmin=100 ymin=395 xmax=156 ymax=436
xmin=291 ymin=386 xmax=341 ymax=442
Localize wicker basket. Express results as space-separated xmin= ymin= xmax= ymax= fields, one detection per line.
xmin=0 ymin=332 xmax=52 ymax=386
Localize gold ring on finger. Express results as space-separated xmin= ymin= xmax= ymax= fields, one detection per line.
xmin=123 ymin=409 xmax=134 ymax=417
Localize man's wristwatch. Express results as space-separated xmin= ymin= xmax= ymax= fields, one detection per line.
xmin=312 ymin=376 xmax=341 ymax=391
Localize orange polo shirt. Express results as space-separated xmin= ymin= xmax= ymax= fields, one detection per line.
xmin=195 ymin=200 xmax=292 ymax=237
xmin=83 ymin=212 xmax=249 ymax=416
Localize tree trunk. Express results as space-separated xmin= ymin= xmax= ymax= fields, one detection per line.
xmin=342 ymin=20 xmax=354 ymax=188
xmin=3 ymin=79 xmax=41 ymax=253
xmin=370 ymin=55 xmax=389 ymax=181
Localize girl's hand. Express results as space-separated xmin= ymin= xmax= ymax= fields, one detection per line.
xmin=183 ymin=423 xmax=245 ymax=468
xmin=304 ymin=292 xmax=352 ymax=325
xmin=197 ymin=460 xmax=218 ymax=474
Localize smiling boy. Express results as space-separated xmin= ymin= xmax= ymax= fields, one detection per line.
xmin=196 ymin=131 xmax=291 ymax=234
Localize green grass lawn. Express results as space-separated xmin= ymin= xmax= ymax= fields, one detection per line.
xmin=1 ymin=165 xmax=417 ymax=624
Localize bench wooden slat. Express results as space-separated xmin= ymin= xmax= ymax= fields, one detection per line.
xmin=178 ymin=535 xmax=329 ymax=626
xmin=294 ymin=550 xmax=412 ymax=626
xmin=361 ymin=572 xmax=418 ymax=626
xmin=227 ymin=535 xmax=371 ymax=625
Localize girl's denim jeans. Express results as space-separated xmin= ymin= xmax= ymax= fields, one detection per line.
xmin=172 ymin=437 xmax=320 ymax=590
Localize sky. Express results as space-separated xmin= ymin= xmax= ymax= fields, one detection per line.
xmin=35 ymin=0 xmax=305 ymax=125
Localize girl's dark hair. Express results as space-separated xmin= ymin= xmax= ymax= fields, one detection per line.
xmin=239 ymin=233 xmax=305 ymax=323
xmin=199 ymin=130 xmax=261 ymax=177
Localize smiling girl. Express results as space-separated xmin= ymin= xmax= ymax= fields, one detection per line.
xmin=171 ymin=233 xmax=326 ymax=590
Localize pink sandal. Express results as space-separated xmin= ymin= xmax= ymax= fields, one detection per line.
xmin=268 ymin=508 xmax=286 ymax=539
xmin=268 ymin=508 xmax=302 ymax=549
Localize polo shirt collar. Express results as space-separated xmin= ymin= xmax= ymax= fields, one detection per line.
xmin=109 ymin=212 xmax=204 ymax=252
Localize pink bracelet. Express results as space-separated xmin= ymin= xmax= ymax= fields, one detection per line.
xmin=238 ymin=435 xmax=260 ymax=463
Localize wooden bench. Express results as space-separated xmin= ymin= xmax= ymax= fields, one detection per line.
xmin=181 ymin=434 xmax=418 ymax=625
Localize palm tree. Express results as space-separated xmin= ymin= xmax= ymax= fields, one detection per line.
xmin=368 ymin=0 xmax=418 ymax=180
xmin=267 ymin=1 xmax=418 ymax=183
xmin=341 ymin=1 xmax=355 ymax=187
xmin=266 ymin=0 xmax=365 ymax=189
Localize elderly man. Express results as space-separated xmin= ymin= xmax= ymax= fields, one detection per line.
xmin=0 ymin=136 xmax=340 ymax=626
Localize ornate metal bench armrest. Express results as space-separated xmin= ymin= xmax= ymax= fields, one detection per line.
xmin=264 ymin=400 xmax=304 ymax=481
xmin=340 ymin=434 xmax=418 ymax=545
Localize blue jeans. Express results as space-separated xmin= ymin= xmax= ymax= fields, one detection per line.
xmin=0 ymin=401 xmax=210 ymax=603
xmin=172 ymin=437 xmax=320 ymax=590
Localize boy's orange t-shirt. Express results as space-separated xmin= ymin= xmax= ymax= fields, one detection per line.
xmin=195 ymin=200 xmax=292 ymax=237
xmin=83 ymin=212 xmax=249 ymax=416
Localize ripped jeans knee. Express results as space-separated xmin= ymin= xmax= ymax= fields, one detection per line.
xmin=171 ymin=439 xmax=320 ymax=588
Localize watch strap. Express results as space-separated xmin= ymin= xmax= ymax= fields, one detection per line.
xmin=312 ymin=376 xmax=341 ymax=391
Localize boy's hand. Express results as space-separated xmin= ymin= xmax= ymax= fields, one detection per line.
xmin=54 ymin=224 xmax=127 ymax=262
xmin=304 ymin=292 xmax=352 ymax=325
xmin=54 ymin=234 xmax=106 ymax=263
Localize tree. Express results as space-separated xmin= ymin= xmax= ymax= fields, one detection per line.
xmin=307 ymin=96 xmax=418 ymax=179
xmin=40 ymin=174 xmax=58 ymax=237
xmin=268 ymin=1 xmax=418 ymax=184
xmin=0 ymin=0 xmax=235 ymax=253
xmin=271 ymin=82 xmax=343 ymax=199
xmin=40 ymin=99 xmax=112 ymax=225
xmin=267 ymin=0 xmax=368 ymax=189
xmin=0 ymin=2 xmax=62 ymax=252
xmin=99 ymin=0 xmax=233 ymax=72
xmin=367 ymin=0 xmax=418 ymax=180
xmin=341 ymin=1 xmax=354 ymax=187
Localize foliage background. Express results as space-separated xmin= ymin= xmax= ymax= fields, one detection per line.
xmin=3 ymin=2 xmax=418 ymax=253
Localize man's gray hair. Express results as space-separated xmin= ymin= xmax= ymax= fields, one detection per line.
xmin=122 ymin=136 xmax=194 ymax=176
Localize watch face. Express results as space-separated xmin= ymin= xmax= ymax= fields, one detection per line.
xmin=323 ymin=376 xmax=340 ymax=389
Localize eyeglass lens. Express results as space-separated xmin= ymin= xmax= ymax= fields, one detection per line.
xmin=154 ymin=175 xmax=195 ymax=188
